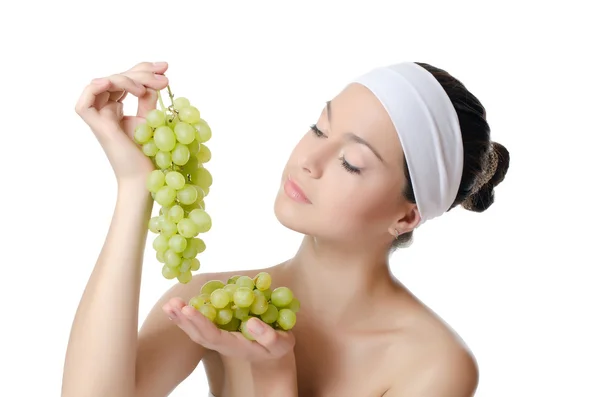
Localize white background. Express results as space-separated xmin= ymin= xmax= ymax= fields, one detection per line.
xmin=1 ymin=1 xmax=598 ymax=396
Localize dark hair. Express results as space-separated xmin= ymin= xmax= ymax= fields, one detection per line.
xmin=393 ymin=62 xmax=510 ymax=249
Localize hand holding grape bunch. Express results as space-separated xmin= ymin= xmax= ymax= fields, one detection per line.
xmin=162 ymin=272 xmax=300 ymax=361
xmin=75 ymin=61 xmax=171 ymax=181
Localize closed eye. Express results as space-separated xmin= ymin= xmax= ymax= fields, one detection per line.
xmin=309 ymin=124 xmax=362 ymax=175
xmin=310 ymin=124 xmax=325 ymax=138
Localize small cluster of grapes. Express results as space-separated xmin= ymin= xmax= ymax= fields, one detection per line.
xmin=190 ymin=272 xmax=300 ymax=340
xmin=134 ymin=86 xmax=213 ymax=283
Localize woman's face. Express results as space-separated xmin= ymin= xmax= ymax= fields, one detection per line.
xmin=274 ymin=83 xmax=419 ymax=246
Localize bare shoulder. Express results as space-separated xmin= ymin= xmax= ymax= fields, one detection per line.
xmin=384 ymin=294 xmax=479 ymax=397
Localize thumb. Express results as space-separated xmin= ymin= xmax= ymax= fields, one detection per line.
xmin=247 ymin=318 xmax=295 ymax=358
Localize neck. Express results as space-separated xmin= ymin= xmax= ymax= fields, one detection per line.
xmin=280 ymin=235 xmax=397 ymax=325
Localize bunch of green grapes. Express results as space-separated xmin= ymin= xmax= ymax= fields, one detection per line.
xmin=189 ymin=272 xmax=300 ymax=340
xmin=134 ymin=85 xmax=214 ymax=284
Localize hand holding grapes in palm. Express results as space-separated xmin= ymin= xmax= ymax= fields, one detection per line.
xmin=163 ymin=273 xmax=300 ymax=362
xmin=74 ymin=61 xmax=170 ymax=181
xmin=164 ymin=297 xmax=296 ymax=362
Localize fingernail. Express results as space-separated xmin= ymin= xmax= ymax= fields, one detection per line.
xmin=182 ymin=306 xmax=195 ymax=316
xmin=248 ymin=318 xmax=266 ymax=336
xmin=154 ymin=74 xmax=167 ymax=80
xmin=153 ymin=62 xmax=167 ymax=67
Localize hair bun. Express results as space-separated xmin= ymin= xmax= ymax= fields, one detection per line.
xmin=462 ymin=141 xmax=510 ymax=212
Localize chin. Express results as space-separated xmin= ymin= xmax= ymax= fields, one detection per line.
xmin=273 ymin=186 xmax=315 ymax=235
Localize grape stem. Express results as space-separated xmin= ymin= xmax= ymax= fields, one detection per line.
xmin=157 ymin=84 xmax=178 ymax=122
xmin=157 ymin=89 xmax=167 ymax=112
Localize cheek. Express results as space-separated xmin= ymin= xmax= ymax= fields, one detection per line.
xmin=321 ymin=180 xmax=399 ymax=230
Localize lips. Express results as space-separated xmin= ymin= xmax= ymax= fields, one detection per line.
xmin=284 ymin=176 xmax=311 ymax=204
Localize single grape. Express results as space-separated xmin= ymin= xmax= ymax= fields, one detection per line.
xmin=215 ymin=308 xmax=234 ymax=325
xmin=200 ymin=280 xmax=226 ymax=296
xmin=165 ymin=171 xmax=186 ymax=190
xmin=189 ymin=257 xmax=200 ymax=271
xmin=250 ymin=295 xmax=269 ymax=315
xmin=168 ymin=234 xmax=187 ymax=253
xmin=160 ymin=219 xmax=178 ymax=237
xmin=155 ymin=151 xmax=172 ymax=169
xmin=199 ymin=303 xmax=217 ymax=322
xmin=162 ymin=264 xmax=179 ymax=279
xmin=153 ymin=234 xmax=170 ymax=252
xmin=192 ymin=185 xmax=206 ymax=202
xmin=188 ymin=140 xmax=200 ymax=156
xmin=219 ymin=317 xmax=241 ymax=331
xmin=174 ymin=122 xmax=196 ymax=144
xmin=254 ymin=272 xmax=272 ymax=291
xmin=210 ymin=289 xmax=231 ymax=309
xmin=166 ymin=116 xmax=179 ymax=129
xmin=189 ymin=294 xmax=209 ymax=310
xmin=179 ymin=106 xmax=201 ymax=124
xmin=173 ymin=97 xmax=191 ymax=110
xmin=188 ymin=209 xmax=211 ymax=233
xmin=155 ymin=186 xmax=177 ymax=207
xmin=181 ymin=242 xmax=198 ymax=259
xmin=164 ymin=249 xmax=182 ymax=267
xmin=270 ymin=287 xmax=294 ymax=308
xmin=235 ymin=276 xmax=255 ymax=290
xmin=180 ymin=258 xmax=191 ymax=272
xmin=146 ymin=109 xmax=166 ymax=128
xmin=192 ymin=238 xmax=206 ymax=253
xmin=193 ymin=119 xmax=212 ymax=143
xmin=233 ymin=287 xmax=255 ymax=308
xmin=277 ymin=308 xmax=296 ymax=330
xmin=156 ymin=250 xmax=165 ymax=263
xmin=177 ymin=185 xmax=198 ymax=206
xmin=234 ymin=306 xmax=250 ymax=320
xmin=177 ymin=218 xmax=198 ymax=238
xmin=191 ymin=167 xmax=213 ymax=189
xmin=134 ymin=123 xmax=153 ymax=144
xmin=142 ymin=140 xmax=159 ymax=156
xmin=197 ymin=144 xmax=211 ymax=163
xmin=223 ymin=284 xmax=238 ymax=300
xmin=146 ymin=170 xmax=165 ymax=193
xmin=260 ymin=304 xmax=279 ymax=324
xmin=263 ymin=288 xmax=272 ymax=301
xmin=227 ymin=275 xmax=241 ymax=285
xmin=172 ymin=143 xmax=191 ymax=166
xmin=148 ymin=216 xmax=162 ymax=233
xmin=154 ymin=126 xmax=177 ymax=151
xmin=168 ymin=205 xmax=185 ymax=223
xmin=181 ymin=201 xmax=204 ymax=214
xmin=286 ymin=298 xmax=301 ymax=313
xmin=177 ymin=269 xmax=193 ymax=284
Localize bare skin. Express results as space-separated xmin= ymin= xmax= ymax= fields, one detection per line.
xmin=61 ymin=61 xmax=478 ymax=397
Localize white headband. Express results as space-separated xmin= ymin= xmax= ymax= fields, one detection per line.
xmin=351 ymin=62 xmax=464 ymax=226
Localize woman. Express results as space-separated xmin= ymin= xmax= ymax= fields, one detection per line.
xmin=62 ymin=60 xmax=509 ymax=397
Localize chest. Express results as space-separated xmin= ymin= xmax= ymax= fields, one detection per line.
xmin=291 ymin=323 xmax=396 ymax=397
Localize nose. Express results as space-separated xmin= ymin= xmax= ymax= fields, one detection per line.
xmin=298 ymin=144 xmax=330 ymax=178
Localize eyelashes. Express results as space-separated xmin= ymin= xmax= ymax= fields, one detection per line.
xmin=309 ymin=124 xmax=361 ymax=175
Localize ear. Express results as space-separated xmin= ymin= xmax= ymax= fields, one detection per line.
xmin=387 ymin=204 xmax=421 ymax=238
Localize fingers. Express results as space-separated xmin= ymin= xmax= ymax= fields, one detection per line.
xmin=75 ymin=74 xmax=146 ymax=119
xmin=247 ymin=317 xmax=296 ymax=358
xmin=125 ymin=61 xmax=169 ymax=75
xmin=119 ymin=70 xmax=169 ymax=118
xmin=162 ymin=298 xmax=223 ymax=348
